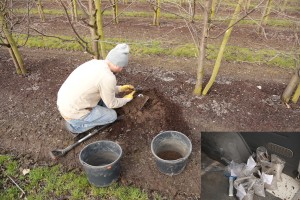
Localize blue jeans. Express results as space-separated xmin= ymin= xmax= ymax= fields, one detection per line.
xmin=65 ymin=105 xmax=117 ymax=134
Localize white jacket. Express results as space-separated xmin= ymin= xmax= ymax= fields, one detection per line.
xmin=57 ymin=59 xmax=128 ymax=119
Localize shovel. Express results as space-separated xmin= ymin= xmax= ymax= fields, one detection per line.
xmin=135 ymin=93 xmax=150 ymax=110
xmin=131 ymin=86 xmax=150 ymax=110
xmin=49 ymin=116 xmax=123 ymax=160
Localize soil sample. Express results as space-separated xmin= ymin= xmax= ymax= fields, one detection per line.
xmin=157 ymin=151 xmax=183 ymax=160
xmin=85 ymin=152 xmax=118 ymax=166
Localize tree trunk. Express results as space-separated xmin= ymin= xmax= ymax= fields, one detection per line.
xmin=245 ymin=0 xmax=251 ymax=11
xmin=0 ymin=11 xmax=26 ymax=75
xmin=36 ymin=0 xmax=45 ymax=22
xmin=72 ymin=0 xmax=78 ymax=22
xmin=211 ymin=0 xmax=217 ymax=18
xmin=194 ymin=0 xmax=212 ymax=95
xmin=202 ymin=0 xmax=243 ymax=95
xmin=113 ymin=0 xmax=119 ymax=24
xmin=190 ymin=0 xmax=196 ymax=23
xmin=291 ymin=83 xmax=300 ymax=103
xmin=258 ymin=0 xmax=273 ymax=33
xmin=88 ymin=0 xmax=99 ymax=59
xmin=280 ymin=0 xmax=288 ymax=12
xmin=282 ymin=69 xmax=300 ymax=103
xmin=8 ymin=47 xmax=22 ymax=74
xmin=95 ymin=0 xmax=106 ymax=58
xmin=153 ymin=0 xmax=160 ymax=26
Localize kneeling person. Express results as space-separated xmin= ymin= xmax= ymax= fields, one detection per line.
xmin=57 ymin=43 xmax=135 ymax=134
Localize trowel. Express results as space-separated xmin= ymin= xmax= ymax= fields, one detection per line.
xmin=135 ymin=93 xmax=150 ymax=110
xmin=133 ymin=86 xmax=149 ymax=110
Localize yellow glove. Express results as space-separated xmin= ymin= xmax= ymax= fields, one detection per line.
xmin=119 ymin=85 xmax=135 ymax=92
xmin=123 ymin=91 xmax=136 ymax=102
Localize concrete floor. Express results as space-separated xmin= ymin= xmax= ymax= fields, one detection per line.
xmin=201 ymin=152 xmax=281 ymax=200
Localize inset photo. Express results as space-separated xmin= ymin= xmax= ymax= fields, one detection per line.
xmin=201 ymin=132 xmax=300 ymax=200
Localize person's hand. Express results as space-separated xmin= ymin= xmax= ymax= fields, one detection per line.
xmin=123 ymin=91 xmax=136 ymax=102
xmin=120 ymin=85 xmax=134 ymax=92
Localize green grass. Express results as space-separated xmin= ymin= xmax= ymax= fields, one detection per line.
xmin=0 ymin=155 xmax=150 ymax=200
xmin=14 ymin=7 xmax=298 ymax=28
xmin=207 ymin=45 xmax=295 ymax=68
xmin=233 ymin=18 xmax=295 ymax=27
xmin=15 ymin=8 xmax=182 ymax=20
xmin=14 ymin=33 xmax=297 ymax=69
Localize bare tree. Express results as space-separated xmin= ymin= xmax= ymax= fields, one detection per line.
xmin=168 ymin=0 xmax=262 ymax=95
xmin=0 ymin=0 xmax=28 ymax=75
xmin=54 ymin=0 xmax=106 ymax=58
xmin=282 ymin=45 xmax=300 ymax=104
xmin=94 ymin=0 xmax=106 ymax=58
xmin=280 ymin=0 xmax=288 ymax=12
xmin=71 ymin=0 xmax=78 ymax=22
xmin=194 ymin=0 xmax=212 ymax=95
xmin=88 ymin=0 xmax=99 ymax=59
xmin=152 ymin=0 xmax=161 ymax=26
xmin=36 ymin=0 xmax=45 ymax=22
xmin=112 ymin=0 xmax=119 ymax=24
xmin=245 ymin=0 xmax=251 ymax=11
xmin=202 ymin=0 xmax=244 ymax=95
xmin=258 ymin=0 xmax=273 ymax=33
xmin=211 ymin=0 xmax=217 ymax=18
xmin=282 ymin=68 xmax=300 ymax=103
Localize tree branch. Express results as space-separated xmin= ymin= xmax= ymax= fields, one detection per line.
xmin=0 ymin=42 xmax=10 ymax=47
xmin=146 ymin=0 xmax=190 ymax=19
xmin=30 ymin=27 xmax=78 ymax=42
xmin=77 ymin=0 xmax=90 ymax=18
xmin=18 ymin=0 xmax=31 ymax=47
xmin=56 ymin=0 xmax=93 ymax=55
xmin=208 ymin=0 xmax=265 ymax=39
xmin=103 ymin=0 xmax=136 ymax=27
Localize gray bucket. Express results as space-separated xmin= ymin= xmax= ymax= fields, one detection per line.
xmin=79 ymin=140 xmax=122 ymax=187
xmin=151 ymin=131 xmax=192 ymax=176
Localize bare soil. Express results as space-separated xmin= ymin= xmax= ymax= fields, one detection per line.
xmin=1 ymin=1 xmax=300 ymax=199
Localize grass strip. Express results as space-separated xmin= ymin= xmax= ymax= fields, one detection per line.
xmin=14 ymin=34 xmax=296 ymax=69
xmin=0 ymin=155 xmax=150 ymax=200
xmin=15 ymin=8 xmax=182 ymax=20
xmin=14 ymin=8 xmax=298 ymax=27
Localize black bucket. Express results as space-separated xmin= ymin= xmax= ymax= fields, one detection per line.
xmin=79 ymin=140 xmax=122 ymax=187
xmin=151 ymin=131 xmax=192 ymax=176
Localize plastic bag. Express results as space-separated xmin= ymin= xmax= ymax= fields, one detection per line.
xmin=261 ymin=170 xmax=278 ymax=190
xmin=243 ymin=156 xmax=258 ymax=176
xmin=228 ymin=156 xmax=257 ymax=178
xmin=228 ymin=161 xmax=246 ymax=177
xmin=256 ymin=146 xmax=269 ymax=163
xmin=270 ymin=154 xmax=285 ymax=182
xmin=234 ymin=176 xmax=256 ymax=200
xmin=242 ymin=189 xmax=254 ymax=200
xmin=260 ymin=154 xmax=285 ymax=190
xmin=252 ymin=175 xmax=266 ymax=197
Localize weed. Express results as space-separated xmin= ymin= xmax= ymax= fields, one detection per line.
xmin=0 ymin=155 xmax=10 ymax=164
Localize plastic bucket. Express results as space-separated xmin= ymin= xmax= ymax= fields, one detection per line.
xmin=79 ymin=140 xmax=122 ymax=187
xmin=151 ymin=131 xmax=192 ymax=176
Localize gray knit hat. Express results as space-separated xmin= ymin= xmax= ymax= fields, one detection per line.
xmin=106 ymin=43 xmax=130 ymax=67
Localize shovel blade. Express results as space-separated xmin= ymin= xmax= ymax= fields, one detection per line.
xmin=49 ymin=149 xmax=65 ymax=160
xmin=136 ymin=94 xmax=149 ymax=110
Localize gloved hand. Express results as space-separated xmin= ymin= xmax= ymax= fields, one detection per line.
xmin=119 ymin=85 xmax=135 ymax=92
xmin=123 ymin=91 xmax=136 ymax=102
